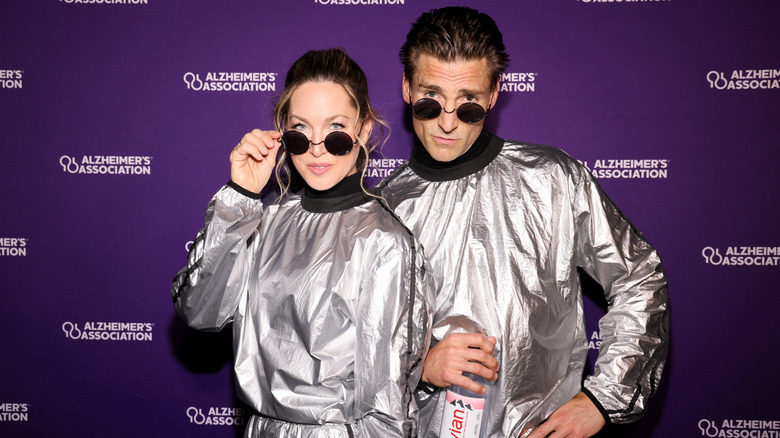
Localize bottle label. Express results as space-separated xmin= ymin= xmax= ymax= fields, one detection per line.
xmin=439 ymin=389 xmax=485 ymax=438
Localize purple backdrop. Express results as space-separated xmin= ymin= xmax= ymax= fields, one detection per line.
xmin=2 ymin=0 xmax=779 ymax=437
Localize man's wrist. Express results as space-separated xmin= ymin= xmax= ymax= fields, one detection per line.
xmin=581 ymin=388 xmax=611 ymax=425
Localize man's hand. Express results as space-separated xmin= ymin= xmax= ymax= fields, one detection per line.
xmin=527 ymin=392 xmax=606 ymax=438
xmin=421 ymin=333 xmax=499 ymax=394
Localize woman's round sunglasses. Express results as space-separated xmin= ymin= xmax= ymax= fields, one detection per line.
xmin=281 ymin=130 xmax=356 ymax=156
xmin=410 ymin=98 xmax=490 ymax=124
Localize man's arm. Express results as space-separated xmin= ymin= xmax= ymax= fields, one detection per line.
xmin=526 ymin=156 xmax=669 ymax=436
xmin=572 ymin=160 xmax=670 ymax=425
xmin=578 ymin=180 xmax=669 ymax=424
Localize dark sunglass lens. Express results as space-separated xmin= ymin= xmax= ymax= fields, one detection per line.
xmin=412 ymin=98 xmax=442 ymax=120
xmin=456 ymin=103 xmax=486 ymax=123
xmin=324 ymin=131 xmax=354 ymax=156
xmin=282 ymin=131 xmax=310 ymax=155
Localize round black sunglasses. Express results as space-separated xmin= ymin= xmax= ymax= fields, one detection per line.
xmin=281 ymin=130 xmax=356 ymax=156
xmin=410 ymin=98 xmax=489 ymax=124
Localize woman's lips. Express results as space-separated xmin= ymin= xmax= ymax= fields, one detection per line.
xmin=307 ymin=163 xmax=332 ymax=175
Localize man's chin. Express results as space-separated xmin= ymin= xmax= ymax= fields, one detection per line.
xmin=424 ymin=144 xmax=461 ymax=163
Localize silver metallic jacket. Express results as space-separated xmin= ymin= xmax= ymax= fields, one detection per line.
xmin=172 ymin=180 xmax=434 ymax=437
xmin=377 ymin=132 xmax=669 ymax=437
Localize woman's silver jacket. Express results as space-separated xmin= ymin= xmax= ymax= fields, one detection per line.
xmin=377 ymin=132 xmax=669 ymax=437
xmin=172 ymin=182 xmax=434 ymax=437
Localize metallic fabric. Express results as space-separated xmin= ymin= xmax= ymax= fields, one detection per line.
xmin=172 ymin=185 xmax=434 ymax=437
xmin=378 ymin=132 xmax=669 ymax=437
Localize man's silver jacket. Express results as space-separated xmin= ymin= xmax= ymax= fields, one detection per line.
xmin=377 ymin=132 xmax=669 ymax=437
xmin=172 ymin=183 xmax=434 ymax=437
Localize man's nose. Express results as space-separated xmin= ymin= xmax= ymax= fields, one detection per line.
xmin=438 ymin=106 xmax=459 ymax=133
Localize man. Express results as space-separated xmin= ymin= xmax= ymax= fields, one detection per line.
xmin=377 ymin=7 xmax=669 ymax=438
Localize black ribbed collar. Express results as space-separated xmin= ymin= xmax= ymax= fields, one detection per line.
xmin=409 ymin=130 xmax=504 ymax=182
xmin=301 ymin=171 xmax=372 ymax=213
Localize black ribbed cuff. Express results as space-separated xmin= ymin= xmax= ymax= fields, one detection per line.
xmin=226 ymin=180 xmax=263 ymax=200
xmin=582 ymin=387 xmax=612 ymax=425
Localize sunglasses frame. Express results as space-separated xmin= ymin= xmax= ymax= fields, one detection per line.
xmin=410 ymin=98 xmax=489 ymax=124
xmin=407 ymin=84 xmax=495 ymax=124
xmin=281 ymin=130 xmax=357 ymax=156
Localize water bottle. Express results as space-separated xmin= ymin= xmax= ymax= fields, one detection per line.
xmin=439 ymin=372 xmax=492 ymax=438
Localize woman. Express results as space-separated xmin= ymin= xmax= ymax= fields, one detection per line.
xmin=171 ymin=48 xmax=433 ymax=437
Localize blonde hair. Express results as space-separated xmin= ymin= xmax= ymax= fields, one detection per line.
xmin=271 ymin=48 xmax=388 ymax=199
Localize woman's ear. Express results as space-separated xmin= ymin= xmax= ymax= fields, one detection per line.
xmin=358 ymin=118 xmax=374 ymax=144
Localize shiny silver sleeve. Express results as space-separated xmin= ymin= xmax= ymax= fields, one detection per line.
xmin=171 ymin=185 xmax=265 ymax=332
xmin=355 ymin=226 xmax=435 ymax=437
xmin=575 ymin=166 xmax=670 ymax=424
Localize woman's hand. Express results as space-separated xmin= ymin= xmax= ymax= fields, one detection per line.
xmin=229 ymin=129 xmax=282 ymax=194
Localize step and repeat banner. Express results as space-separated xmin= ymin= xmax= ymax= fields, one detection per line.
xmin=1 ymin=0 xmax=778 ymax=437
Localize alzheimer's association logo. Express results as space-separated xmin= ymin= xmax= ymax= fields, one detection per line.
xmin=183 ymin=73 xmax=204 ymax=90
xmin=60 ymin=0 xmax=149 ymax=5
xmin=707 ymin=69 xmax=780 ymax=91
xmin=186 ymin=406 xmax=245 ymax=426
xmin=1 ymin=70 xmax=23 ymax=89
xmin=314 ymin=0 xmax=404 ymax=5
xmin=699 ymin=418 xmax=780 ymax=437
xmin=588 ymin=330 xmax=602 ymax=350
xmin=0 ymin=238 xmax=27 ymax=257
xmin=499 ymin=72 xmax=537 ymax=93
xmin=0 ymin=403 xmax=29 ymax=422
xmin=183 ymin=72 xmax=277 ymax=92
xmin=702 ymin=246 xmax=780 ymax=267
xmin=59 ymin=155 xmax=152 ymax=175
xmin=62 ymin=321 xmax=154 ymax=341
xmin=581 ymin=159 xmax=669 ymax=180
xmin=366 ymin=158 xmax=405 ymax=179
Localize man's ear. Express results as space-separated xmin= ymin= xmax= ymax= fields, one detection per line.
xmin=402 ymin=75 xmax=411 ymax=104
xmin=489 ymin=79 xmax=500 ymax=110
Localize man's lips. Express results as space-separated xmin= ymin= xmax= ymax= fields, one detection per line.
xmin=433 ymin=136 xmax=459 ymax=146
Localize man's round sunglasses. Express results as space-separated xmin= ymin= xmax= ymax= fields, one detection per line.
xmin=281 ymin=130 xmax=356 ymax=156
xmin=410 ymin=98 xmax=490 ymax=124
